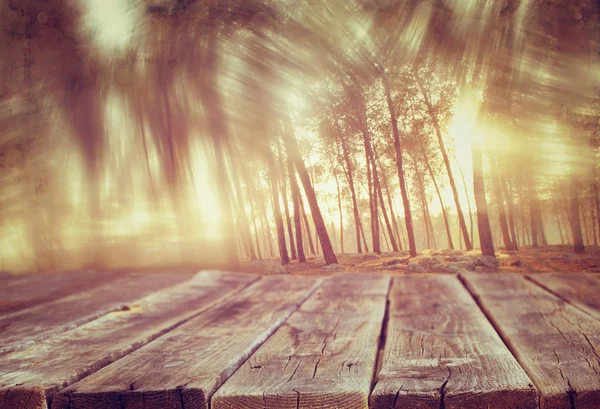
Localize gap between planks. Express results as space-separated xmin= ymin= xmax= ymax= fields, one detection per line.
xmin=524 ymin=273 xmax=600 ymax=322
xmin=459 ymin=272 xmax=600 ymax=409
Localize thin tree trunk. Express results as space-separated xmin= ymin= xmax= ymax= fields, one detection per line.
xmin=381 ymin=72 xmax=417 ymax=257
xmin=287 ymin=153 xmax=305 ymax=262
xmin=228 ymin=145 xmax=257 ymax=261
xmin=374 ymin=164 xmax=399 ymax=252
xmin=591 ymin=193 xmax=598 ymax=246
xmin=456 ymin=160 xmax=474 ymax=244
xmin=553 ymin=197 xmax=565 ymax=245
xmin=239 ymin=166 xmax=262 ymax=260
xmin=379 ymin=214 xmax=391 ymax=251
xmin=267 ymin=153 xmax=290 ymax=265
xmin=427 ymin=203 xmax=437 ymax=250
xmin=395 ymin=216 xmax=405 ymax=251
xmin=359 ymin=217 xmax=370 ymax=253
xmin=282 ymin=116 xmax=337 ymax=264
xmin=472 ymin=141 xmax=495 ymax=257
xmin=582 ymin=200 xmax=590 ymax=246
xmin=419 ymin=138 xmax=454 ymax=249
xmin=384 ymin=175 xmax=403 ymax=250
xmin=331 ymin=108 xmax=363 ymax=254
xmin=277 ymin=141 xmax=296 ymax=260
xmin=539 ymin=206 xmax=548 ymax=246
xmin=416 ymin=75 xmax=472 ymax=250
xmin=490 ymin=156 xmax=515 ymax=250
xmin=299 ymin=199 xmax=315 ymax=255
xmin=333 ymin=171 xmax=344 ymax=254
xmin=501 ymin=172 xmax=519 ymax=249
xmin=529 ymin=177 xmax=540 ymax=247
xmin=356 ymin=107 xmax=380 ymax=253
xmin=570 ymin=176 xmax=585 ymax=253
xmin=559 ymin=182 xmax=573 ymax=244
xmin=594 ymin=176 xmax=600 ymax=240
xmin=412 ymin=156 xmax=431 ymax=249
xmin=258 ymin=193 xmax=274 ymax=258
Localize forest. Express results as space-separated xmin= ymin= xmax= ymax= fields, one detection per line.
xmin=0 ymin=0 xmax=599 ymax=273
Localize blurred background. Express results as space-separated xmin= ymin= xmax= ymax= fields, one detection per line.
xmin=0 ymin=0 xmax=599 ymax=274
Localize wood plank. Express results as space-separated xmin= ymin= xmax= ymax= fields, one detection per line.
xmin=0 ymin=271 xmax=196 ymax=353
xmin=371 ymin=275 xmax=537 ymax=409
xmin=212 ymin=273 xmax=391 ymax=409
xmin=0 ymin=271 xmax=257 ymax=409
xmin=301 ymin=273 xmax=390 ymax=313
xmin=461 ymin=272 xmax=600 ymax=409
xmin=527 ymin=273 xmax=600 ymax=321
xmin=52 ymin=276 xmax=320 ymax=409
xmin=0 ymin=270 xmax=122 ymax=315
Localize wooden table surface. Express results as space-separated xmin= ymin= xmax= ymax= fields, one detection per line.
xmin=1 ymin=270 xmax=599 ymax=409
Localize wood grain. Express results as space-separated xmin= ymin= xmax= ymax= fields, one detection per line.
xmin=527 ymin=273 xmax=600 ymax=321
xmin=212 ymin=273 xmax=391 ymax=409
xmin=0 ymin=271 xmax=195 ymax=353
xmin=0 ymin=270 xmax=122 ymax=315
xmin=371 ymin=275 xmax=537 ymax=409
xmin=461 ymin=272 xmax=600 ymax=409
xmin=52 ymin=276 xmax=320 ymax=409
xmin=0 ymin=271 xmax=257 ymax=409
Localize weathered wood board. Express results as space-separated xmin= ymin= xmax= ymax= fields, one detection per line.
xmin=461 ymin=272 xmax=600 ymax=409
xmin=0 ymin=270 xmax=122 ymax=315
xmin=52 ymin=276 xmax=320 ymax=409
xmin=0 ymin=271 xmax=196 ymax=353
xmin=212 ymin=273 xmax=391 ymax=409
xmin=527 ymin=273 xmax=600 ymax=321
xmin=370 ymin=275 xmax=537 ymax=409
xmin=0 ymin=271 xmax=257 ymax=409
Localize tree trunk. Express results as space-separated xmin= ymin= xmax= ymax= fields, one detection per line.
xmin=582 ymin=200 xmax=590 ymax=246
xmin=382 ymin=72 xmax=417 ymax=257
xmin=373 ymin=155 xmax=399 ymax=252
xmin=500 ymin=172 xmax=519 ymax=249
xmin=457 ymin=163 xmax=475 ymax=242
xmin=594 ymin=176 xmax=600 ymax=241
xmin=379 ymin=214 xmax=391 ymax=251
xmin=490 ymin=156 xmax=515 ymax=250
xmin=277 ymin=142 xmax=296 ymax=260
xmin=287 ymin=153 xmax=306 ymax=262
xmin=331 ymin=108 xmax=363 ymax=254
xmin=472 ymin=142 xmax=495 ymax=257
xmin=333 ymin=171 xmax=344 ymax=254
xmin=539 ymin=205 xmax=548 ymax=246
xmin=267 ymin=153 xmax=290 ymax=265
xmin=359 ymin=217 xmax=370 ymax=253
xmin=419 ymin=138 xmax=454 ymax=249
xmin=570 ymin=176 xmax=585 ymax=253
xmin=412 ymin=156 xmax=431 ymax=249
xmin=395 ymin=216 xmax=405 ymax=250
xmin=355 ymin=103 xmax=380 ymax=253
xmin=416 ymin=74 xmax=472 ymax=250
xmin=228 ymin=145 xmax=257 ymax=261
xmin=591 ymin=193 xmax=598 ymax=246
xmin=299 ymin=199 xmax=316 ymax=255
xmin=528 ymin=177 xmax=540 ymax=247
xmin=282 ymin=116 xmax=338 ymax=264
xmin=553 ymin=197 xmax=565 ymax=245
xmin=258 ymin=192 xmax=274 ymax=258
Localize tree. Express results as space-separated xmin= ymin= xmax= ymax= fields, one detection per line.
xmin=381 ymin=71 xmax=417 ymax=257
xmin=415 ymin=71 xmax=473 ymax=250
xmin=472 ymin=141 xmax=495 ymax=257
xmin=281 ymin=116 xmax=338 ymax=264
xmin=570 ymin=177 xmax=585 ymax=253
